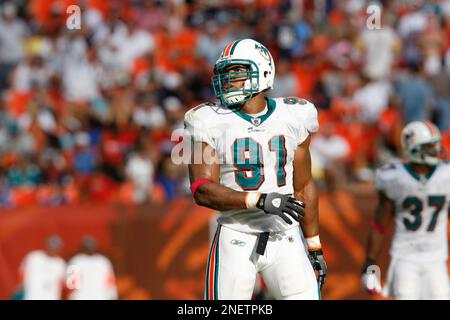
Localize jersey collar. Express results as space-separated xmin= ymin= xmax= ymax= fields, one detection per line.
xmin=402 ymin=163 xmax=437 ymax=183
xmin=231 ymin=97 xmax=276 ymax=126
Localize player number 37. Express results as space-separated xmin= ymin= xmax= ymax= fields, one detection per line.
xmin=232 ymin=136 xmax=287 ymax=190
xmin=402 ymin=195 xmax=446 ymax=232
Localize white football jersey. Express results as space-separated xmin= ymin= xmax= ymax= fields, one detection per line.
xmin=20 ymin=250 xmax=66 ymax=300
xmin=67 ymin=253 xmax=117 ymax=300
xmin=184 ymin=97 xmax=318 ymax=233
xmin=375 ymin=161 xmax=450 ymax=262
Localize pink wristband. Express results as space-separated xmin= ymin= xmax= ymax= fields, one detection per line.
xmin=190 ymin=179 xmax=211 ymax=196
xmin=371 ymin=222 xmax=386 ymax=234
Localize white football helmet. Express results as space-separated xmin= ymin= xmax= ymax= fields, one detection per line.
xmin=211 ymin=39 xmax=275 ymax=108
xmin=401 ymin=121 xmax=443 ymax=165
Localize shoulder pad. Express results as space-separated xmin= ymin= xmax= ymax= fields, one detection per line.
xmin=374 ymin=162 xmax=400 ymax=194
xmin=378 ymin=162 xmax=399 ymax=172
xmin=184 ymin=102 xmax=215 ymax=126
xmin=184 ymin=102 xmax=218 ymax=147
xmin=282 ymin=97 xmax=319 ymax=133
xmin=192 ymin=101 xmax=217 ymax=112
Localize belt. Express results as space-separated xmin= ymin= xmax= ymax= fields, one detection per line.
xmin=256 ymin=232 xmax=270 ymax=255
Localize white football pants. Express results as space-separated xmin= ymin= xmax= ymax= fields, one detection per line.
xmin=384 ymin=258 xmax=450 ymax=300
xmin=204 ymin=224 xmax=319 ymax=300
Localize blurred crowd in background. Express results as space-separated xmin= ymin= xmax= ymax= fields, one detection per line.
xmin=0 ymin=0 xmax=450 ymax=207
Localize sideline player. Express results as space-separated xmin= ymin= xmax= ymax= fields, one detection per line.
xmin=17 ymin=235 xmax=66 ymax=300
xmin=184 ymin=39 xmax=327 ymax=300
xmin=362 ymin=121 xmax=450 ymax=299
xmin=66 ymin=236 xmax=117 ymax=300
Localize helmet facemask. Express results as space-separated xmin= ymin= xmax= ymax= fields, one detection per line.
xmin=407 ymin=139 xmax=443 ymax=166
xmin=211 ymin=59 xmax=260 ymax=108
xmin=401 ymin=121 xmax=444 ymax=166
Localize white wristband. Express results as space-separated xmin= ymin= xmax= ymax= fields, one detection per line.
xmin=306 ymin=235 xmax=321 ymax=250
xmin=245 ymin=192 xmax=261 ymax=209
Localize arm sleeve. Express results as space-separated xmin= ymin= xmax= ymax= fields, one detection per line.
xmin=293 ymin=100 xmax=319 ymax=145
xmin=374 ymin=168 xmax=395 ymax=200
xmin=303 ymin=101 xmax=319 ymax=134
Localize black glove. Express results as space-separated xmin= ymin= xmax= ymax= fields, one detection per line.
xmin=308 ymin=249 xmax=327 ymax=291
xmin=256 ymin=192 xmax=305 ymax=224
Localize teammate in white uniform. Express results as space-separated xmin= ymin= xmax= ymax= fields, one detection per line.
xmin=67 ymin=236 xmax=118 ymax=300
xmin=362 ymin=121 xmax=450 ymax=299
xmin=18 ymin=236 xmax=66 ymax=300
xmin=184 ymin=39 xmax=327 ymax=300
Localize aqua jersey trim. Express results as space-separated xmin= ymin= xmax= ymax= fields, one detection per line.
xmin=231 ymin=97 xmax=276 ymax=126
xmin=402 ymin=163 xmax=437 ymax=182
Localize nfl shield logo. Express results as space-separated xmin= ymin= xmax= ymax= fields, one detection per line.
xmin=252 ymin=118 xmax=261 ymax=126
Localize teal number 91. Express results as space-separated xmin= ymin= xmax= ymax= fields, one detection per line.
xmin=232 ymin=136 xmax=287 ymax=190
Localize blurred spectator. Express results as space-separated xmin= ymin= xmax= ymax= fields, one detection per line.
xmin=125 ymin=140 xmax=154 ymax=204
xmin=419 ymin=12 xmax=447 ymax=76
xmin=398 ymin=3 xmax=429 ymax=67
xmin=7 ymin=156 xmax=41 ymax=187
xmin=352 ymin=77 xmax=392 ymax=124
xmin=274 ymin=14 xmax=297 ymax=59
xmin=429 ymin=59 xmax=450 ymax=132
xmin=269 ymin=58 xmax=299 ymax=98
xmin=100 ymin=122 xmax=137 ymax=182
xmin=0 ymin=169 xmax=12 ymax=207
xmin=12 ymin=55 xmax=51 ymax=93
xmin=16 ymin=235 xmax=66 ymax=300
xmin=133 ymin=0 xmax=168 ymax=32
xmin=355 ymin=12 xmax=401 ymax=81
xmin=132 ymin=92 xmax=166 ymax=130
xmin=96 ymin=18 xmax=154 ymax=77
xmin=397 ymin=2 xmax=428 ymax=39
xmin=73 ymin=132 xmax=97 ymax=176
xmin=195 ymin=20 xmax=233 ymax=66
xmin=291 ymin=13 xmax=313 ymax=58
xmin=156 ymin=155 xmax=185 ymax=201
xmin=67 ymin=236 xmax=117 ymax=300
xmin=329 ymin=73 xmax=361 ymax=120
xmin=311 ymin=122 xmax=350 ymax=192
xmin=395 ymin=62 xmax=434 ymax=124
xmin=163 ymin=96 xmax=184 ymax=130
xmin=62 ymin=45 xmax=104 ymax=103
xmin=325 ymin=33 xmax=358 ymax=72
xmin=0 ymin=2 xmax=29 ymax=89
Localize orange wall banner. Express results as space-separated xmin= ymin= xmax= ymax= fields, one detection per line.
xmin=3 ymin=192 xmax=445 ymax=300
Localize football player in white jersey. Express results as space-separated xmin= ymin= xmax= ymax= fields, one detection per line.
xmin=66 ymin=236 xmax=118 ymax=300
xmin=362 ymin=121 xmax=450 ymax=300
xmin=184 ymin=39 xmax=327 ymax=300
xmin=18 ymin=236 xmax=66 ymax=300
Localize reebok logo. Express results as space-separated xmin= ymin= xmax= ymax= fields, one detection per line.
xmin=272 ymin=198 xmax=281 ymax=208
xmin=230 ymin=239 xmax=246 ymax=247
